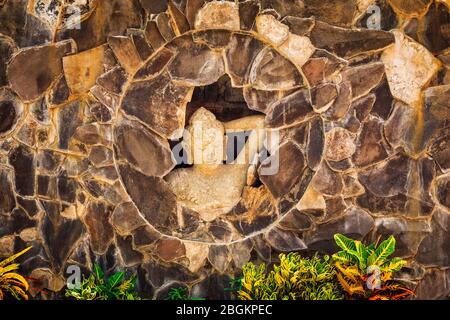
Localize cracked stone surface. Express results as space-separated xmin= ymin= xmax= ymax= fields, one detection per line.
xmin=0 ymin=0 xmax=449 ymax=300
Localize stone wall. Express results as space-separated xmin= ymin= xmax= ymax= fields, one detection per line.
xmin=0 ymin=0 xmax=449 ymax=299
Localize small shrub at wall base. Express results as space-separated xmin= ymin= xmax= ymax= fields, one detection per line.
xmin=238 ymin=253 xmax=344 ymax=300
xmin=165 ymin=287 xmax=206 ymax=300
xmin=1 ymin=235 xmax=412 ymax=301
xmin=0 ymin=246 xmax=32 ymax=300
xmin=65 ymin=263 xmax=141 ymax=300
xmin=332 ymin=234 xmax=414 ymax=300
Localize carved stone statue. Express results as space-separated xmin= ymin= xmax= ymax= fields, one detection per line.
xmin=165 ymin=107 xmax=265 ymax=221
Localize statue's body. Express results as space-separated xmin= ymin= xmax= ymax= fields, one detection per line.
xmin=165 ymin=108 xmax=265 ymax=221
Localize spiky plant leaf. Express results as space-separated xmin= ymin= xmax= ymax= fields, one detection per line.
xmin=354 ymin=241 xmax=368 ymax=271
xmin=93 ymin=264 xmax=104 ymax=283
xmin=333 ymin=234 xmax=361 ymax=264
xmin=334 ymin=234 xmax=356 ymax=252
xmin=366 ymin=243 xmax=376 ymax=254
xmin=0 ymin=263 xmax=20 ymax=276
xmin=2 ymin=273 xmax=29 ymax=290
xmin=381 ymin=257 xmax=406 ymax=273
xmin=332 ymin=251 xmax=355 ymax=264
xmin=371 ymin=236 xmax=396 ymax=266
xmin=0 ymin=247 xmax=31 ymax=300
xmin=336 ymin=273 xmax=364 ymax=296
xmin=10 ymin=285 xmax=28 ymax=300
xmin=107 ymin=271 xmax=124 ymax=289
xmin=0 ymin=247 xmax=32 ymax=268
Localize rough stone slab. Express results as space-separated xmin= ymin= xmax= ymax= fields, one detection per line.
xmin=0 ymin=35 xmax=16 ymax=87
xmin=325 ymin=127 xmax=356 ymax=162
xmin=7 ymin=40 xmax=75 ymax=102
xmin=186 ymin=0 xmax=207 ymax=28
xmin=261 ymin=0 xmax=305 ymax=17
xmin=167 ymin=35 xmax=225 ymax=86
xmin=110 ymin=202 xmax=146 ymax=236
xmin=168 ymin=1 xmax=190 ymax=35
xmin=381 ymin=30 xmax=440 ymax=104
xmin=249 ymin=48 xmax=304 ymax=90
xmin=83 ymin=201 xmax=114 ymax=255
xmin=416 ymin=209 xmax=450 ymax=267
xmin=352 ymin=118 xmax=389 ymax=167
xmin=341 ymin=62 xmax=385 ymax=100
xmin=144 ymin=20 xmax=166 ymax=50
xmin=256 ymin=14 xmax=289 ymax=46
xmin=311 ymin=162 xmax=343 ymax=196
xmin=303 ymin=0 xmax=358 ymax=27
xmin=63 ymin=45 xmax=107 ymax=94
xmin=139 ymin=0 xmax=168 ymax=14
xmin=259 ymin=141 xmax=306 ymax=199
xmin=359 ymin=153 xmax=410 ymax=197
xmin=108 ymin=36 xmax=142 ymax=75
xmin=97 ymin=66 xmax=128 ymax=95
xmin=208 ymin=245 xmax=231 ymax=273
xmin=279 ymin=33 xmax=315 ymax=68
xmin=224 ymin=33 xmax=265 ymax=87
xmin=265 ymin=227 xmax=307 ymax=251
xmin=265 ymin=89 xmax=314 ymax=128
xmin=185 ymin=242 xmax=209 ymax=273
xmin=239 ymin=0 xmax=260 ymax=30
xmin=282 ymin=16 xmax=315 ymax=36
xmin=0 ymin=88 xmax=23 ymax=137
xmin=371 ymin=217 xmax=431 ymax=258
xmin=9 ymin=144 xmax=35 ymax=197
xmin=118 ymin=163 xmax=178 ymax=233
xmin=195 ymin=1 xmax=240 ymax=30
xmin=305 ymin=207 xmax=374 ymax=253
xmin=115 ymin=118 xmax=175 ymax=177
xmin=0 ymin=0 xmax=52 ymax=47
xmin=243 ymin=87 xmax=286 ymax=114
xmin=121 ymin=73 xmax=193 ymax=139
xmin=0 ymin=167 xmax=16 ymax=215
xmin=310 ymin=20 xmax=395 ymax=58
xmin=56 ymin=0 xmax=143 ymax=52
xmin=388 ymin=0 xmax=432 ymax=17
xmin=278 ymin=209 xmax=313 ymax=231
xmin=134 ymin=48 xmax=175 ymax=80
xmin=306 ymin=117 xmax=324 ymax=170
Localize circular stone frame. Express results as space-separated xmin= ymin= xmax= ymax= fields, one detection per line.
xmin=113 ymin=28 xmax=323 ymax=246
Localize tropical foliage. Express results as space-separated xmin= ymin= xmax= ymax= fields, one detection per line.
xmin=238 ymin=252 xmax=343 ymax=300
xmin=0 ymin=246 xmax=32 ymax=300
xmin=165 ymin=286 xmax=205 ymax=300
xmin=65 ymin=263 xmax=140 ymax=300
xmin=1 ymin=235 xmax=415 ymax=301
xmin=332 ymin=234 xmax=414 ymax=300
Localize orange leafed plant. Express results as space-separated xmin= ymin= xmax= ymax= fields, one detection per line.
xmin=0 ymin=246 xmax=32 ymax=300
xmin=332 ymin=234 xmax=414 ymax=300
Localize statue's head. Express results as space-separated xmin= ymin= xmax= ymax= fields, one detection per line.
xmin=183 ymin=107 xmax=225 ymax=167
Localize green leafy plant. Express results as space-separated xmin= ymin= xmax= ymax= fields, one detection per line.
xmin=65 ymin=263 xmax=140 ymax=300
xmin=0 ymin=246 xmax=32 ymax=300
xmin=332 ymin=234 xmax=414 ymax=300
xmin=238 ymin=253 xmax=343 ymax=300
xmin=165 ymin=287 xmax=205 ymax=300
xmin=226 ymin=276 xmax=243 ymax=295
